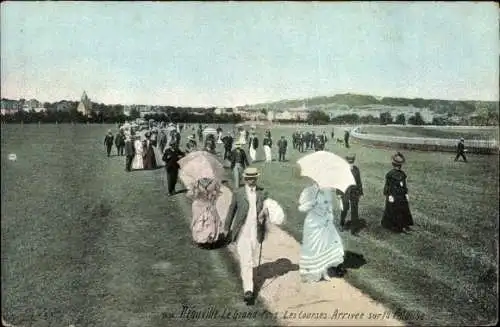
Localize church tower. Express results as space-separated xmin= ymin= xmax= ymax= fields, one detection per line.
xmin=77 ymin=91 xmax=92 ymax=116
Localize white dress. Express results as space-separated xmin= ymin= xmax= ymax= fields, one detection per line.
xmin=131 ymin=139 xmax=144 ymax=170
xmin=238 ymin=130 xmax=247 ymax=145
xmin=298 ymin=184 xmax=344 ymax=282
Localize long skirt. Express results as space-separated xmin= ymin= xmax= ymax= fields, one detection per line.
xmin=264 ymin=145 xmax=272 ymax=162
xmin=249 ymin=147 xmax=257 ymax=162
xmin=381 ymin=197 xmax=414 ymax=232
xmin=143 ymin=148 xmax=157 ymax=170
xmin=131 ymin=153 xmax=144 ymax=170
xmin=300 ymin=210 xmax=344 ymax=282
xmin=191 ymin=199 xmax=222 ymax=244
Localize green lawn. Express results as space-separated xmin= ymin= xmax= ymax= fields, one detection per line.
xmin=358 ymin=126 xmax=499 ymax=140
xmin=2 ymin=123 xmax=498 ymax=327
xmin=1 ymin=124 xmax=275 ymax=327
xmin=208 ymin=123 xmax=498 ymax=326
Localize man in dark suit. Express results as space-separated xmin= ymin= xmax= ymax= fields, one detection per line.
xmin=222 ymin=132 xmax=234 ymax=160
xmin=344 ymin=130 xmax=350 ymax=148
xmin=230 ymin=142 xmax=250 ymax=190
xmin=115 ymin=130 xmax=125 ymax=156
xmin=104 ymin=130 xmax=114 ymax=157
xmin=124 ymin=135 xmax=135 ymax=172
xmin=162 ymin=141 xmax=185 ymax=196
xmin=336 ymin=155 xmax=363 ymax=234
xmin=454 ymin=138 xmax=467 ymax=162
xmin=277 ymin=136 xmax=288 ymax=162
xmin=224 ymin=167 xmax=269 ymax=306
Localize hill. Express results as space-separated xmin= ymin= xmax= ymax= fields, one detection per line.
xmin=237 ymin=93 xmax=499 ymax=117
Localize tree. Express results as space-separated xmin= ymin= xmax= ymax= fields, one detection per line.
xmin=379 ymin=111 xmax=393 ymax=125
xmin=129 ymin=108 xmax=140 ymax=120
xmin=260 ymin=108 xmax=268 ymax=115
xmin=395 ymin=113 xmax=406 ymax=125
xmin=408 ymin=112 xmax=425 ymax=125
xmin=306 ymin=110 xmax=330 ymax=125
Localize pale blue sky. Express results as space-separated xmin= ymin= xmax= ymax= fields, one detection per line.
xmin=1 ymin=2 xmax=498 ymax=106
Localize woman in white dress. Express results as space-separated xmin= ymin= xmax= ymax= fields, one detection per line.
xmin=298 ymin=182 xmax=347 ymax=282
xmin=131 ymin=135 xmax=144 ymax=170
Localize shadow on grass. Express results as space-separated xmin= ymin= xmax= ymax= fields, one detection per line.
xmin=253 ymin=258 xmax=299 ymax=297
xmin=343 ymin=250 xmax=367 ymax=269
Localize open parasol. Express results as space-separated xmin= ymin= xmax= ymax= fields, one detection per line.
xmin=296 ymin=151 xmax=355 ymax=193
xmin=178 ymin=151 xmax=225 ymax=187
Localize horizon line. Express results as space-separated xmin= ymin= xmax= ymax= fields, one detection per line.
xmin=1 ymin=91 xmax=498 ymax=108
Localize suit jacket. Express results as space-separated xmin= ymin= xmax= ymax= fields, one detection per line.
xmin=124 ymin=140 xmax=135 ymax=156
xmin=230 ymin=148 xmax=249 ymax=169
xmin=336 ymin=165 xmax=364 ymax=198
xmin=277 ymin=139 xmax=288 ymax=152
xmin=224 ymin=186 xmax=267 ymax=243
xmin=162 ymin=147 xmax=185 ymax=171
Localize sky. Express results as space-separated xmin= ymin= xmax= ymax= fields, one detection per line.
xmin=1 ymin=2 xmax=499 ymax=107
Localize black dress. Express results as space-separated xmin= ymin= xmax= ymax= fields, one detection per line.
xmin=381 ymin=168 xmax=414 ymax=232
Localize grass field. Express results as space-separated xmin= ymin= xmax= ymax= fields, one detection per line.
xmin=1 ymin=124 xmax=276 ymax=327
xmin=2 ymin=123 xmax=499 ymax=326
xmin=357 ymin=125 xmax=499 ymax=140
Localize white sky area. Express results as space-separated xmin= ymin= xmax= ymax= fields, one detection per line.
xmin=1 ymin=2 xmax=499 ymax=106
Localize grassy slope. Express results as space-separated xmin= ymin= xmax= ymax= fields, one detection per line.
xmin=1 ymin=124 xmax=275 ymax=327
xmin=222 ymin=124 xmax=498 ymax=326
xmin=358 ymin=126 xmax=499 ymax=140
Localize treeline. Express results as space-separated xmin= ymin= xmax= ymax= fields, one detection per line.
xmin=304 ymin=110 xmax=499 ymax=126
xmin=0 ymin=109 xmax=243 ymax=124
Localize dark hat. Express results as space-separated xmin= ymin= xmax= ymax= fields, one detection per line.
xmin=391 ymin=152 xmax=406 ymax=166
xmin=345 ymin=155 xmax=355 ymax=163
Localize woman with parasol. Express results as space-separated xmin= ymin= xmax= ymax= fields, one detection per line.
xmin=187 ymin=177 xmax=225 ymax=248
xmin=381 ymin=152 xmax=414 ymax=233
xmin=178 ymin=151 xmax=227 ymax=248
xmin=296 ymin=151 xmax=352 ymax=282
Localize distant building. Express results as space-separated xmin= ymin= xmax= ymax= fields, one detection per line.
xmin=77 ymin=91 xmax=93 ymax=116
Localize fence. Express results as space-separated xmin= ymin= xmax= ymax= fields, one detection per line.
xmin=351 ymin=126 xmax=499 ymax=155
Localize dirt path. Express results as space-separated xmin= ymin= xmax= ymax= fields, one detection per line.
xmin=179 ymin=180 xmax=405 ymax=326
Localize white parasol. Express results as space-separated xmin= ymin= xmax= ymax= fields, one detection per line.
xmin=296 ymin=151 xmax=356 ymax=193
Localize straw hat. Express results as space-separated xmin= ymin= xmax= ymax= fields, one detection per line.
xmin=391 ymin=152 xmax=406 ymax=166
xmin=243 ymin=167 xmax=260 ymax=178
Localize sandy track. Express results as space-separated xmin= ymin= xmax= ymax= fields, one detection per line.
xmin=216 ymin=185 xmax=404 ymax=326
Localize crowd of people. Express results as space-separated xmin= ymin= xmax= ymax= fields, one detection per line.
xmin=102 ymin=120 xmax=419 ymax=305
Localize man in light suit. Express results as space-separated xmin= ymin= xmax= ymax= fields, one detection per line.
xmin=224 ymin=167 xmax=269 ymax=305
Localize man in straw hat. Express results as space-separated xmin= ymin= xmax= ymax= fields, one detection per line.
xmin=104 ymin=129 xmax=114 ymax=157
xmin=454 ymin=137 xmax=467 ymax=162
xmin=224 ymin=167 xmax=269 ymax=305
xmin=381 ymin=152 xmax=414 ymax=233
xmin=230 ymin=141 xmax=249 ymax=190
xmin=336 ymin=155 xmax=364 ymax=234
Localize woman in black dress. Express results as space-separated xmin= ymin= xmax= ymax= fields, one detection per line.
xmin=381 ymin=152 xmax=414 ymax=233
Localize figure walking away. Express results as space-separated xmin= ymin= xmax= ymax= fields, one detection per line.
xmin=162 ymin=141 xmax=185 ymax=196
xmin=454 ymin=137 xmax=467 ymax=162
xmin=104 ymin=130 xmax=114 ymax=157
xmin=224 ymin=167 xmax=269 ymax=305
xmin=298 ymin=180 xmax=347 ymax=282
xmin=336 ymin=155 xmax=364 ymax=234
xmin=381 ymin=152 xmax=414 ymax=233
xmin=124 ymin=134 xmax=135 ymax=172
xmin=230 ymin=142 xmax=249 ymax=190
xmin=277 ymin=136 xmax=288 ymax=161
